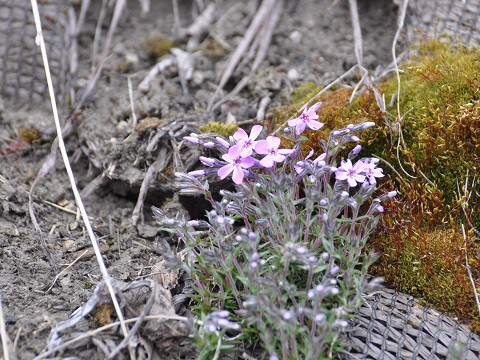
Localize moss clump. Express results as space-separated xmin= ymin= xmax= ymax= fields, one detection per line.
xmin=199 ymin=121 xmax=239 ymax=137
xmin=141 ymin=35 xmax=176 ymax=59
xmin=270 ymin=40 xmax=480 ymax=332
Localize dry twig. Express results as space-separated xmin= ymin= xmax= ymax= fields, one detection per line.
xmin=30 ymin=0 xmax=129 ymax=345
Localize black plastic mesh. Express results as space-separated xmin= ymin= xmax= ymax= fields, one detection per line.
xmin=343 ymin=288 xmax=480 ymax=359
xmin=0 ymin=0 xmax=71 ymax=108
xmin=405 ymin=0 xmax=480 ymax=46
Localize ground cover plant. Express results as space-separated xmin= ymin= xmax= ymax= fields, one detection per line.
xmin=268 ymin=40 xmax=480 ymax=332
xmin=154 ymin=106 xmax=395 ymax=358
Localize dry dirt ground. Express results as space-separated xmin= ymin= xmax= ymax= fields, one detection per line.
xmin=0 ymin=0 xmax=398 ymax=358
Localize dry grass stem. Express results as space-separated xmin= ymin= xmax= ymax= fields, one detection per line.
xmin=207 ymin=0 xmax=276 ymax=111
xmin=46 ymin=250 xmax=90 ymax=293
xmin=30 ymin=0 xmax=129 ymax=342
xmin=348 ymin=0 xmax=363 ymax=66
xmin=0 ymin=295 xmax=10 ymax=360
xmin=462 ymin=224 xmax=480 ymax=317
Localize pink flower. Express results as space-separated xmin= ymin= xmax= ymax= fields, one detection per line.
xmin=233 ymin=125 xmax=263 ymax=156
xmin=255 ymin=136 xmax=294 ymax=168
xmin=288 ymin=102 xmax=324 ymax=135
xmin=335 ymin=159 xmax=366 ymax=187
xmin=217 ymin=145 xmax=254 ymax=184
xmin=362 ymin=159 xmax=384 ymax=184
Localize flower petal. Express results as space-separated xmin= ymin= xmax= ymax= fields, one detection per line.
xmin=296 ymin=121 xmax=306 ymax=135
xmin=335 ymin=171 xmax=348 ymax=181
xmin=218 ymin=164 xmax=234 ymax=179
xmin=240 ymin=156 xmax=255 ymax=168
xmin=233 ymin=128 xmax=248 ymax=142
xmin=232 ymin=166 xmax=244 ymax=184
xmin=347 ymin=178 xmax=357 ymax=187
xmin=310 ymin=102 xmax=322 ymax=112
xmin=266 ymin=136 xmax=281 ymax=149
xmin=288 ymin=117 xmax=300 ymax=126
xmin=254 ymin=140 xmax=271 ymax=154
xmin=249 ymin=125 xmax=263 ymax=140
xmin=307 ymin=120 xmax=324 ymax=130
xmin=260 ymin=156 xmax=274 ymax=168
xmin=278 ymin=149 xmax=295 ymax=155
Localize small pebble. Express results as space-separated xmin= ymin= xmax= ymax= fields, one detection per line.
xmin=289 ymin=30 xmax=302 ymax=44
xmin=288 ymin=69 xmax=299 ymax=81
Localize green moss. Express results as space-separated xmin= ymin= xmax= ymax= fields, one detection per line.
xmin=199 ymin=121 xmax=239 ymax=137
xmin=141 ymin=35 xmax=176 ymax=59
xmin=269 ymin=39 xmax=480 ymax=333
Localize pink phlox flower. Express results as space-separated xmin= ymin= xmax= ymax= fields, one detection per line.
xmin=335 ymin=159 xmax=366 ymax=187
xmin=287 ymin=102 xmax=324 ymax=135
xmin=217 ymin=145 xmax=254 ymax=184
xmin=362 ymin=159 xmax=384 ymax=184
xmin=255 ymin=136 xmax=294 ymax=168
xmin=233 ymin=125 xmax=263 ymax=156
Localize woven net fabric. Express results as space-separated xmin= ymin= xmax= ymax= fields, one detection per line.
xmin=0 ymin=0 xmax=71 ymax=109
xmin=404 ymin=0 xmax=480 ymax=46
xmin=343 ymin=288 xmax=480 ymax=359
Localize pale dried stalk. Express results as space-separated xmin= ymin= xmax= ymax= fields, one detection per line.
xmin=0 ymin=295 xmax=9 ymax=360
xmin=30 ymin=0 xmax=128 ymax=342
xmin=207 ymin=0 xmax=275 ymax=111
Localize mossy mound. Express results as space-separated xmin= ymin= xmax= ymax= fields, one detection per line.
xmin=271 ymin=40 xmax=480 ymax=332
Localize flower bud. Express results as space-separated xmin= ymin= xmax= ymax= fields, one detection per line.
xmin=188 ymin=170 xmax=206 ymax=177
xmin=362 ymin=122 xmax=376 ymax=129
xmin=199 ymin=156 xmax=217 ymax=167
xmin=202 ymin=141 xmax=215 ymax=148
xmin=184 ymin=136 xmax=201 ymax=144
xmin=215 ymin=136 xmax=230 ymax=149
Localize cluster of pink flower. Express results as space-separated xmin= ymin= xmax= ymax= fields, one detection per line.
xmin=185 ymin=102 xmax=384 ymax=186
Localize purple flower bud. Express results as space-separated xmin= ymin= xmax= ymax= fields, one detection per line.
xmin=350 ymin=135 xmax=360 ymax=142
xmin=202 ymin=141 xmax=215 ymax=148
xmin=315 ymin=284 xmax=324 ymax=293
xmin=216 ymin=310 xmax=230 ymax=318
xmin=341 ymin=191 xmax=349 ymax=198
xmin=209 ymin=210 xmax=217 ymax=217
xmin=215 ymin=136 xmax=230 ymax=149
xmin=388 ymin=191 xmax=397 ymax=198
xmin=283 ymin=311 xmax=292 ymax=320
xmin=184 ymin=136 xmax=201 ymax=144
xmin=319 ymin=198 xmax=329 ymax=206
xmin=206 ymin=323 xmax=217 ymax=332
xmin=322 ymin=213 xmax=329 ymax=222
xmin=250 ymin=261 xmax=258 ymax=268
xmin=362 ymin=122 xmax=376 ymax=129
xmin=251 ymin=252 xmax=259 ymax=261
xmin=199 ymin=156 xmax=217 ymax=167
xmin=330 ymin=287 xmax=339 ymax=295
xmin=248 ymin=232 xmax=257 ymax=240
xmin=308 ymin=256 xmax=317 ymax=263
xmin=333 ymin=319 xmax=348 ymax=328
xmin=315 ymin=313 xmax=326 ymax=322
xmin=216 ymin=216 xmax=225 ymax=224
xmin=330 ymin=265 xmax=340 ymax=275
xmin=321 ymin=252 xmax=329 ymax=260
xmin=188 ymin=170 xmax=206 ymax=177
xmin=271 ymin=356 xmax=279 ymax=360
xmin=296 ymin=246 xmax=307 ymax=254
xmin=346 ymin=124 xmax=354 ymax=129
xmin=351 ymin=144 xmax=362 ymax=155
xmin=308 ymin=290 xmax=315 ymax=298
xmin=377 ymin=205 xmax=384 ymax=213
xmin=187 ymin=220 xmax=200 ymax=227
